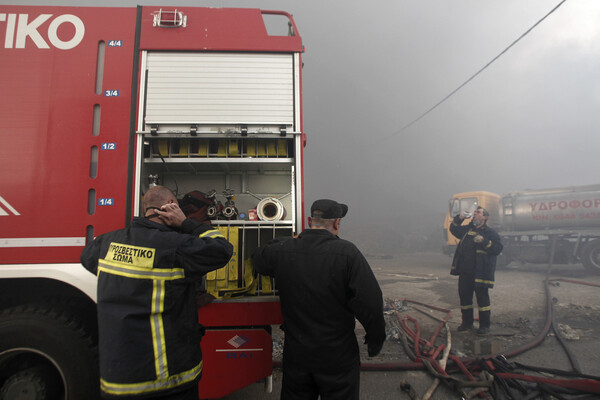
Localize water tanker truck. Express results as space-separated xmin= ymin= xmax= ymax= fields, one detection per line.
xmin=443 ymin=184 xmax=600 ymax=274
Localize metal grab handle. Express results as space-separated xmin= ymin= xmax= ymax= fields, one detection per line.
xmin=153 ymin=9 xmax=187 ymax=28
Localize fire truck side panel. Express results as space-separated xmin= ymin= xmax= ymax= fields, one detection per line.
xmin=1 ymin=5 xmax=305 ymax=398
xmin=139 ymin=7 xmax=303 ymax=52
xmin=198 ymin=328 xmax=274 ymax=399
xmin=198 ymin=298 xmax=283 ymax=327
xmin=0 ymin=6 xmax=137 ymax=263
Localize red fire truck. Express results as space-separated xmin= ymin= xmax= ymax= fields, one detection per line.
xmin=0 ymin=5 xmax=305 ymax=399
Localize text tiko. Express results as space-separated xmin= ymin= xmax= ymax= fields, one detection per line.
xmin=0 ymin=14 xmax=84 ymax=50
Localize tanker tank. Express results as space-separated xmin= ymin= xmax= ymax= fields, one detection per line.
xmin=500 ymin=184 xmax=600 ymax=232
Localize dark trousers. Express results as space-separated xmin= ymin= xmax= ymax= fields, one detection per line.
xmin=458 ymin=273 xmax=491 ymax=328
xmin=281 ymin=362 xmax=360 ymax=400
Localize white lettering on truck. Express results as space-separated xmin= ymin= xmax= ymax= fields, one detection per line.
xmin=0 ymin=13 xmax=84 ymax=49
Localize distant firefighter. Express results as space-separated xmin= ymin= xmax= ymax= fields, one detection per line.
xmin=450 ymin=206 xmax=503 ymax=335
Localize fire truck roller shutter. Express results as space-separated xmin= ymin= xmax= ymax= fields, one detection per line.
xmin=144 ymin=52 xmax=295 ymax=127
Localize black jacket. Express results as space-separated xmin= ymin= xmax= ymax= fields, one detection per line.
xmin=81 ymin=217 xmax=233 ymax=398
xmin=252 ymin=229 xmax=386 ymax=372
xmin=450 ymin=215 xmax=503 ymax=288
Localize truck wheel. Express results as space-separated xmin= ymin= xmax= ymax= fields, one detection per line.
xmin=581 ymin=239 xmax=600 ymax=274
xmin=0 ymin=305 xmax=99 ymax=400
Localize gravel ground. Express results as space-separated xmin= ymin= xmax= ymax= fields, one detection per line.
xmin=215 ymin=252 xmax=600 ymax=399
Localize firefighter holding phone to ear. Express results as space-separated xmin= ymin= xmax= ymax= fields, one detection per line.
xmin=81 ymin=185 xmax=233 ymax=400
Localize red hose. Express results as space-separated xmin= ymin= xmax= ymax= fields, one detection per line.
xmin=273 ymin=272 xmax=598 ymax=372
xmin=549 ymin=278 xmax=600 ymax=288
xmin=359 ymin=247 xmax=599 ymax=370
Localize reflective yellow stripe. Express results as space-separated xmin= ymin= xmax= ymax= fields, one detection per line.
xmin=199 ymin=229 xmax=225 ymax=239
xmin=476 ymin=249 xmax=487 ymax=255
xmin=485 ymin=240 xmax=492 ymax=249
xmin=100 ymin=361 xmax=203 ymax=396
xmin=98 ymin=260 xmax=184 ymax=281
xmin=151 ymin=280 xmax=169 ymax=379
xmin=475 ymin=278 xmax=494 ymax=285
xmin=97 ymin=243 xmax=200 ymax=397
xmin=461 ymin=304 xmax=473 ymax=310
xmin=479 ymin=306 xmax=491 ymax=312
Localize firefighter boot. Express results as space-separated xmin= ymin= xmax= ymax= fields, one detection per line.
xmin=458 ymin=308 xmax=474 ymax=331
xmin=477 ymin=310 xmax=491 ymax=335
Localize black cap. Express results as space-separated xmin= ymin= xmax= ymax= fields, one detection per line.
xmin=310 ymin=199 xmax=348 ymax=219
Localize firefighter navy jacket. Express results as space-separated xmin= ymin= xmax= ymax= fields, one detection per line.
xmin=252 ymin=229 xmax=386 ymax=373
xmin=81 ymin=217 xmax=233 ymax=398
xmin=450 ymin=215 xmax=503 ymax=288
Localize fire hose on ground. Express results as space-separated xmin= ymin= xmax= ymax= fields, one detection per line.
xmin=363 ymin=289 xmax=600 ymax=399
xmin=272 ymin=237 xmax=600 ymax=398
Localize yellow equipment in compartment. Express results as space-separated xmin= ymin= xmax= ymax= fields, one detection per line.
xmin=205 ymin=226 xmax=239 ymax=296
xmin=152 ymin=138 xmax=288 ymax=158
xmin=205 ymin=226 xmax=275 ymax=298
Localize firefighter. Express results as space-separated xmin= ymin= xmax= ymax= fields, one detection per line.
xmin=81 ymin=185 xmax=233 ymax=400
xmin=253 ymin=199 xmax=386 ymax=400
xmin=450 ymin=206 xmax=503 ymax=335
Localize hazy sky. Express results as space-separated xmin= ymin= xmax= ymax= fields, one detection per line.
xmin=4 ymin=1 xmax=600 ymax=250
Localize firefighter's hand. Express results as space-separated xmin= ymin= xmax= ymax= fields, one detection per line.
xmin=364 ymin=335 xmax=384 ymax=357
xmin=460 ymin=210 xmax=472 ymax=219
xmin=155 ymin=203 xmax=186 ymax=228
xmin=367 ymin=340 xmax=384 ymax=357
xmin=473 ymin=234 xmax=484 ymax=244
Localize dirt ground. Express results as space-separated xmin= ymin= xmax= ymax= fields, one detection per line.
xmin=217 ymin=252 xmax=600 ymax=399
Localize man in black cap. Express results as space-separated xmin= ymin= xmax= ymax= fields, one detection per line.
xmin=253 ymin=199 xmax=386 ymax=400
